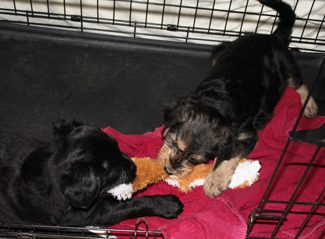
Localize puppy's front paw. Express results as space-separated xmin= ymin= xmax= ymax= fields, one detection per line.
xmin=107 ymin=183 xmax=133 ymax=201
xmin=303 ymin=96 xmax=318 ymax=118
xmin=203 ymin=171 xmax=227 ymax=197
xmin=297 ymin=84 xmax=318 ymax=118
xmin=204 ymin=157 xmax=240 ymax=197
xmin=156 ymin=195 xmax=184 ymax=219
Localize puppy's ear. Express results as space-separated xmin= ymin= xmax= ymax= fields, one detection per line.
xmin=164 ymin=97 xmax=192 ymax=127
xmin=162 ymin=127 xmax=170 ymax=138
xmin=163 ymin=100 xmax=178 ymax=126
xmin=52 ymin=120 xmax=84 ymax=138
xmin=60 ymin=161 xmax=99 ymax=209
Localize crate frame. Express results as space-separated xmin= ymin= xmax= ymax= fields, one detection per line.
xmin=0 ymin=0 xmax=324 ymax=52
xmin=0 ymin=0 xmax=324 ymax=238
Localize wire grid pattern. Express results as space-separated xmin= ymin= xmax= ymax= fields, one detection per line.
xmin=0 ymin=0 xmax=324 ymax=52
xmin=246 ymin=57 xmax=325 ymax=239
xmin=0 ymin=218 xmax=164 ymax=238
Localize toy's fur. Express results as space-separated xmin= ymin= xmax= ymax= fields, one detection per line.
xmin=0 ymin=121 xmax=183 ymax=226
xmin=132 ymin=157 xmax=259 ymax=193
xmin=158 ymin=0 xmax=318 ymax=197
xmin=132 ymin=157 xmax=168 ymax=192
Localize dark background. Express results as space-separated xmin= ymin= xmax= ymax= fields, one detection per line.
xmin=0 ymin=23 xmax=324 ymax=139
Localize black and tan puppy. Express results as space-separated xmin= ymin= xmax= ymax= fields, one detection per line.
xmin=158 ymin=0 xmax=317 ymax=197
xmin=0 ymin=120 xmax=183 ymax=226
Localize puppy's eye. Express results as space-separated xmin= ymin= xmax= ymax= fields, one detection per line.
xmin=188 ymin=157 xmax=199 ymax=165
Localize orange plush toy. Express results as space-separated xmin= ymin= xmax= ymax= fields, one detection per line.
xmin=131 ymin=157 xmax=261 ymax=193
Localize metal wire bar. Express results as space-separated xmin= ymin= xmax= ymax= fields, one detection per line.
xmin=113 ymin=0 xmax=116 ymax=24
xmin=314 ymin=15 xmax=325 ymax=44
xmin=271 ymin=145 xmax=322 ymax=237
xmin=254 ymin=207 xmax=325 ymax=216
xmin=264 ymin=200 xmax=325 ymax=207
xmin=294 ymin=187 xmax=325 ymax=238
xmin=176 ymin=0 xmax=183 ymax=29
xmin=299 ymin=0 xmax=316 ymax=42
xmin=129 ymin=0 xmax=133 ymax=26
xmin=80 ymin=0 xmax=83 ymax=32
xmin=1 ymin=4 xmax=324 ymax=32
xmin=254 ymin=4 xmax=264 ymax=34
xmin=160 ymin=0 xmax=166 ymax=29
xmin=207 ymin=0 xmax=216 ymax=34
xmin=239 ymin=0 xmax=250 ymax=36
xmin=12 ymin=0 xmax=16 ymax=14
xmin=223 ymin=0 xmax=233 ymax=35
xmin=46 ymin=0 xmax=50 ymax=18
xmin=192 ymin=0 xmax=200 ymax=32
xmin=144 ymin=0 xmax=149 ymax=28
xmin=246 ymin=57 xmax=325 ymax=237
xmin=0 ymin=220 xmax=164 ymax=238
xmin=29 ymin=0 xmax=34 ymax=16
xmin=96 ymin=0 xmax=99 ymax=23
xmin=63 ymin=0 xmax=66 ymax=20
xmin=1 ymin=8 xmax=324 ymax=52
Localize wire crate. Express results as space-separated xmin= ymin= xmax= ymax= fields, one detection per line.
xmin=0 ymin=1 xmax=324 ymax=239
xmin=246 ymin=57 xmax=325 ymax=239
xmin=0 ymin=0 xmax=324 ymax=52
xmin=0 ymin=218 xmax=164 ymax=239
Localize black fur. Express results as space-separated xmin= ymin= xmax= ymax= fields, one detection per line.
xmin=0 ymin=121 xmax=183 ymax=226
xmin=162 ymin=0 xmax=302 ymax=173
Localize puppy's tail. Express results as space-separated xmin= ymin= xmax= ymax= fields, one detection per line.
xmin=259 ymin=0 xmax=295 ymax=46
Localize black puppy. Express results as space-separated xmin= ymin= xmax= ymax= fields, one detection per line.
xmin=0 ymin=121 xmax=183 ymax=226
xmin=158 ymin=0 xmax=318 ymax=197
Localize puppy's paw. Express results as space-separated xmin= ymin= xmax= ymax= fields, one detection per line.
xmin=303 ymin=96 xmax=318 ymax=118
xmin=296 ymin=84 xmax=318 ymax=118
xmin=203 ymin=170 xmax=228 ymax=197
xmin=155 ymin=195 xmax=184 ymax=219
xmin=107 ymin=183 xmax=133 ymax=201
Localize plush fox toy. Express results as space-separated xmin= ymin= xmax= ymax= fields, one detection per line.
xmin=131 ymin=157 xmax=261 ymax=193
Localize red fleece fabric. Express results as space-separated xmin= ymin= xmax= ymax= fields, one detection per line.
xmin=102 ymin=88 xmax=325 ymax=239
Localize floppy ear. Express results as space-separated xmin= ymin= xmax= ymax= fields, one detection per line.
xmin=164 ymin=97 xmax=193 ymax=127
xmin=163 ymin=100 xmax=178 ymax=126
xmin=60 ymin=161 xmax=100 ymax=209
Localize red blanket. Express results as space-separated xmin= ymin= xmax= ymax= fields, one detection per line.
xmin=102 ymin=88 xmax=325 ymax=239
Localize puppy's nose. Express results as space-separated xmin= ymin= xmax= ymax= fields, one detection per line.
xmin=164 ymin=166 xmax=174 ymax=175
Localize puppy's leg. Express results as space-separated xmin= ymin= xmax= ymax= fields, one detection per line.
xmin=279 ymin=51 xmax=318 ymax=118
xmin=295 ymin=83 xmax=318 ymax=118
xmin=203 ymin=156 xmax=241 ymax=197
xmin=288 ymin=73 xmax=318 ymax=118
xmin=95 ymin=195 xmax=183 ymax=225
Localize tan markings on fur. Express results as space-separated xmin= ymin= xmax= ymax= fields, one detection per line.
xmin=191 ymin=154 xmax=205 ymax=162
xmin=237 ymin=132 xmax=251 ymax=141
xmin=203 ymin=156 xmax=241 ymax=197
xmin=162 ymin=127 xmax=170 ymax=138
xmin=177 ymin=139 xmax=187 ymax=151
xmin=296 ymin=84 xmax=318 ymax=118
xmin=157 ymin=142 xmax=194 ymax=176
xmin=157 ymin=143 xmax=173 ymax=167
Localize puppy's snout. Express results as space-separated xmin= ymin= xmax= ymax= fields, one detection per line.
xmin=164 ymin=166 xmax=174 ymax=175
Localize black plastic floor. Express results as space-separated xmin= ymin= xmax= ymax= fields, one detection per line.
xmin=0 ymin=23 xmax=324 ymax=139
